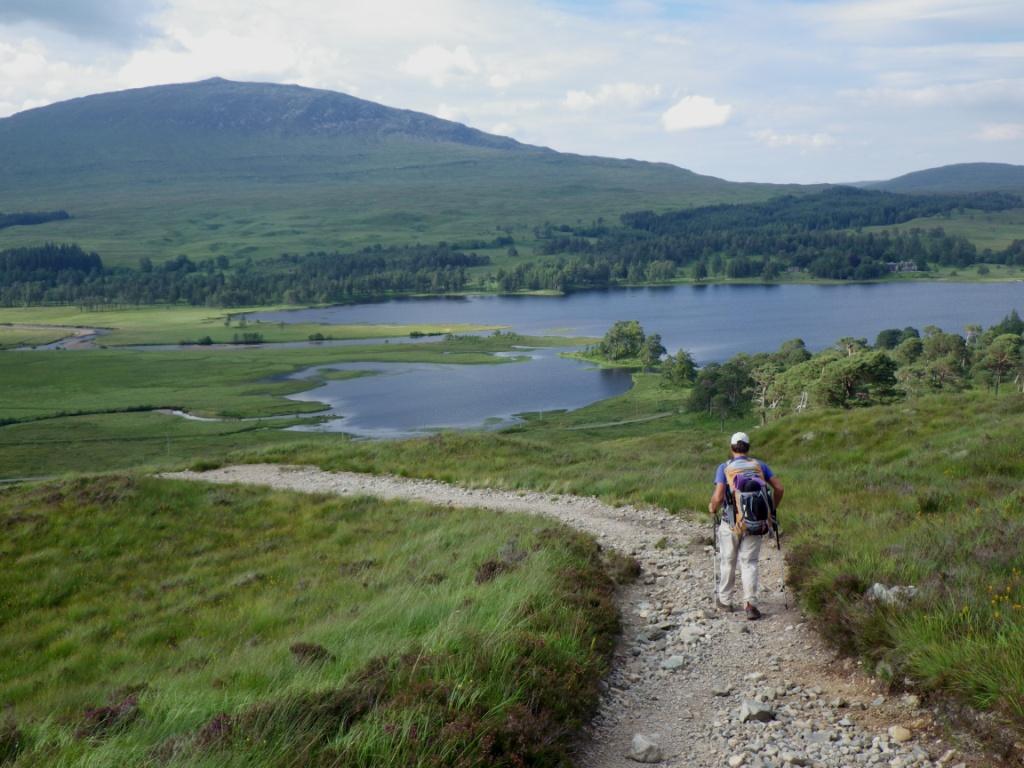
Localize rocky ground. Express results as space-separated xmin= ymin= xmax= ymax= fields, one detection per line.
xmin=165 ymin=464 xmax=991 ymax=768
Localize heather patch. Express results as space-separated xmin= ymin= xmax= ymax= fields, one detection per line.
xmin=0 ymin=477 xmax=628 ymax=766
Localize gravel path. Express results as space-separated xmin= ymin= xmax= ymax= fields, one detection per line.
xmin=164 ymin=464 xmax=975 ymax=768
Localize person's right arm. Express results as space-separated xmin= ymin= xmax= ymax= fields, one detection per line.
xmin=708 ymin=482 xmax=726 ymax=516
xmin=768 ymin=476 xmax=784 ymax=508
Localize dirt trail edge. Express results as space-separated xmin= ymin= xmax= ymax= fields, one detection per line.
xmin=164 ymin=464 xmax=975 ymax=768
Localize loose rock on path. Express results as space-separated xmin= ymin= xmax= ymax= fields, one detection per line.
xmin=164 ymin=464 xmax=979 ymax=768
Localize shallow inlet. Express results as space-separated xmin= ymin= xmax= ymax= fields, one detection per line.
xmin=283 ymin=348 xmax=634 ymax=438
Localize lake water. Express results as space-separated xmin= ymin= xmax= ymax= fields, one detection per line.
xmin=286 ymin=348 xmax=634 ymax=438
xmin=243 ymin=282 xmax=1023 ymax=437
xmin=252 ymin=282 xmax=1024 ymax=362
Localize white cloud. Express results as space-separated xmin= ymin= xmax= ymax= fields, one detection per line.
xmin=814 ymin=0 xmax=997 ymax=25
xmin=489 ymin=121 xmax=515 ymax=136
xmin=118 ymin=28 xmax=301 ymax=87
xmin=435 ymin=102 xmax=460 ymax=121
xmin=660 ymin=94 xmax=732 ymax=131
xmin=488 ymin=72 xmax=518 ymax=89
xmin=0 ymin=37 xmax=104 ymax=116
xmin=563 ymin=81 xmax=661 ymax=111
xmin=753 ymin=129 xmax=836 ymax=149
xmin=841 ymin=78 xmax=1024 ymax=107
xmin=401 ymin=44 xmax=478 ymax=87
xmin=802 ymin=0 xmax=1020 ymax=39
xmin=976 ymin=123 xmax=1024 ymax=141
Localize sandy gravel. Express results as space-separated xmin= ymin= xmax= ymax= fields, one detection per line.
xmin=164 ymin=464 xmax=984 ymax=768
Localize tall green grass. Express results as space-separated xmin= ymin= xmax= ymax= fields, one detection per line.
xmin=246 ymin=381 xmax=1024 ymax=730
xmin=0 ymin=476 xmax=634 ymax=766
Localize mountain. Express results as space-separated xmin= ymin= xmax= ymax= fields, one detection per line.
xmin=867 ymin=162 xmax=1024 ymax=194
xmin=0 ymin=78 xmax=809 ymax=266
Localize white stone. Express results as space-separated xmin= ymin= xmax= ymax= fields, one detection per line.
xmin=739 ymin=699 xmax=775 ymax=723
xmin=628 ymin=734 xmax=663 ymax=763
xmin=888 ymin=725 xmax=912 ymax=743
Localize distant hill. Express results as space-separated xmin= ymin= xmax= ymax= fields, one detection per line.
xmin=0 ymin=78 xmax=809 ymax=265
xmin=867 ymin=162 xmax=1024 ymax=194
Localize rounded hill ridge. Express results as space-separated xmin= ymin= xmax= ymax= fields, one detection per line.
xmin=3 ymin=77 xmax=527 ymax=149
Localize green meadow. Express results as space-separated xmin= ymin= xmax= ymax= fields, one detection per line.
xmin=0 ymin=326 xmax=68 ymax=350
xmin=0 ymin=476 xmax=634 ymax=766
xmin=0 ymin=305 xmax=497 ymax=347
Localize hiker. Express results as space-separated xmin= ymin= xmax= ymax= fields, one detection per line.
xmin=708 ymin=431 xmax=784 ymax=620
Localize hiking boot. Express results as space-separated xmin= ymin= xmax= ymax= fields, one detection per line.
xmin=715 ymin=598 xmax=733 ymax=612
xmin=745 ymin=603 xmax=762 ymax=621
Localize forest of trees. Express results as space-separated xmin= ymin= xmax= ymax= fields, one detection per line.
xmin=496 ymin=188 xmax=1024 ymax=290
xmin=0 ymin=243 xmax=489 ymax=307
xmin=660 ymin=310 xmax=1024 ymax=422
xmin=0 ymin=210 xmax=70 ymax=230
xmin=589 ymin=311 xmax=1023 ymax=426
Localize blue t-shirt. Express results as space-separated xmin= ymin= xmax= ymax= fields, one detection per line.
xmin=715 ymin=456 xmax=773 ymax=485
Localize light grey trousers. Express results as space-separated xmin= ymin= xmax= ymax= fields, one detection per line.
xmin=717 ymin=521 xmax=762 ymax=607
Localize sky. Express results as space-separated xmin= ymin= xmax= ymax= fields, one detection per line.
xmin=0 ymin=0 xmax=1022 ymax=183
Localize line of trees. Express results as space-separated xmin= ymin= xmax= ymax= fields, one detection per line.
xmin=619 ymin=188 xmax=1020 ymax=234
xmin=491 ymin=225 xmax=1015 ymax=290
xmin=0 ymin=243 xmax=490 ymax=307
xmin=0 ymin=210 xmax=70 ymax=230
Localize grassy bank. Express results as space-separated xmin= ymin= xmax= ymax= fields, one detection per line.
xmin=0 ymin=412 xmax=334 ymax=479
xmin=0 ymin=475 xmax=635 ymax=767
xmin=0 ymin=334 xmax=570 ymax=425
xmin=0 ymin=326 xmax=68 ymax=350
xmin=0 ymin=305 xmax=497 ymax=346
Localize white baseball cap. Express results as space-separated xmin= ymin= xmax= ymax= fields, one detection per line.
xmin=730 ymin=432 xmax=751 ymax=446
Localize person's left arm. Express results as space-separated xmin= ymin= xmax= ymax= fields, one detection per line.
xmin=760 ymin=461 xmax=784 ymax=508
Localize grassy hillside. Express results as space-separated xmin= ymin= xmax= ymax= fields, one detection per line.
xmin=244 ymin=380 xmax=1024 ymax=735
xmin=0 ymin=78 xmax=806 ymax=266
xmin=869 ymin=162 xmax=1024 ymax=194
xmin=0 ymin=476 xmax=634 ymax=766
xmin=864 ymin=206 xmax=1024 ymax=253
